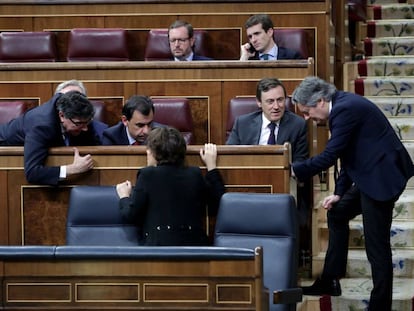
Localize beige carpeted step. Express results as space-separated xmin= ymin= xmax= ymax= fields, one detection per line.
xmin=313 ymin=249 xmax=414 ymax=278
xmin=365 ymin=96 xmax=414 ymax=116
xmin=353 ymin=77 xmax=414 ymax=96
xmin=364 ymin=37 xmax=414 ymax=56
xmin=318 ymin=219 xmax=414 ymax=249
xmin=358 ymin=57 xmax=414 ymax=76
xmin=360 ymin=19 xmax=414 ymax=39
xmin=368 ymin=4 xmax=414 ymax=20
xmin=320 ymin=278 xmax=414 ymax=311
xmin=387 ymin=117 xmax=414 ymax=140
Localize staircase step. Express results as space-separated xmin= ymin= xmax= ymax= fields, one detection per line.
xmin=354 ymin=77 xmax=414 ymax=96
xmin=365 ymin=96 xmax=414 ymax=116
xmin=313 ymin=249 xmax=414 ymax=278
xmin=369 ymin=4 xmax=414 ymax=20
xmin=364 ymin=37 xmax=414 ymax=56
xmin=312 ymin=249 xmax=414 ymax=278
xmin=315 ymin=188 xmax=414 ymax=223
xmin=318 ymin=220 xmax=414 ymax=249
xmin=359 ymin=57 xmax=414 ymax=76
xmin=369 ymin=0 xmax=409 ymax=3
xmin=387 ymin=117 xmax=414 ymax=140
xmin=320 ymin=278 xmax=414 ymax=311
xmin=362 ymin=20 xmax=414 ymax=39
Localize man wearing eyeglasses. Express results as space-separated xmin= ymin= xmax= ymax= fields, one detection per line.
xmin=0 ymin=91 xmax=105 ymax=185
xmin=168 ymin=20 xmax=212 ymax=61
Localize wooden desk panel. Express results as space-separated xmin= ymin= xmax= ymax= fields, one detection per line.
xmin=0 ymin=0 xmax=329 ymax=79
xmin=0 ymin=60 xmax=314 ymax=144
xmin=0 ymin=145 xmax=293 ymax=246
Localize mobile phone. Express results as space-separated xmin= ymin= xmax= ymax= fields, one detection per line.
xmin=248 ymin=44 xmax=256 ymax=53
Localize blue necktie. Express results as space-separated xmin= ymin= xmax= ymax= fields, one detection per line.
xmin=262 ymin=54 xmax=269 ymax=60
xmin=267 ymin=122 xmax=276 ymax=145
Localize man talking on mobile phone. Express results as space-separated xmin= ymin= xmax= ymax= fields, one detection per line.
xmin=240 ymin=14 xmax=303 ymax=61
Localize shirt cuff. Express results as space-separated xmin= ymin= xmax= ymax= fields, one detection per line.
xmin=59 ymin=165 xmax=67 ymax=179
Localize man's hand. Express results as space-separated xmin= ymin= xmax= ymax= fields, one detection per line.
xmin=322 ymin=194 xmax=341 ymax=210
xmin=66 ymin=147 xmax=94 ymax=176
xmin=240 ymin=43 xmax=255 ymax=60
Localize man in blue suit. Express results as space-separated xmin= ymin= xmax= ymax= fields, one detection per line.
xmin=226 ymin=77 xmax=311 ymax=257
xmin=102 ymin=95 xmax=163 ymax=146
xmin=226 ymin=77 xmax=308 ymax=161
xmin=292 ymin=76 xmax=414 ymax=311
xmin=240 ymin=14 xmax=303 ymax=61
xmin=168 ymin=20 xmax=213 ymax=61
xmin=0 ymin=91 xmax=106 ymax=185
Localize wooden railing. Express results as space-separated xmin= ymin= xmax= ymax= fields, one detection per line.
xmin=0 ymin=59 xmax=314 ymax=145
xmin=0 ymin=144 xmax=294 ymax=246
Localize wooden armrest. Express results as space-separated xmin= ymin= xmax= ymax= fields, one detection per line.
xmin=273 ymin=288 xmax=303 ymax=304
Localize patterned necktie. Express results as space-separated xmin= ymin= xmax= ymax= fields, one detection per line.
xmin=267 ymin=122 xmax=276 ymax=145
xmin=262 ymin=54 xmax=269 ymax=60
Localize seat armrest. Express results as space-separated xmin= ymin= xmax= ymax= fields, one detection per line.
xmin=273 ymin=287 xmax=302 ymax=304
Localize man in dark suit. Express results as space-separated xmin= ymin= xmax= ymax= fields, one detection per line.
xmin=226 ymin=77 xmax=311 ymax=258
xmin=102 ymin=95 xmax=163 ymax=146
xmin=239 ymin=14 xmax=302 ymax=61
xmin=226 ymin=77 xmax=308 ymax=162
xmin=0 ymin=91 xmax=104 ymax=185
xmin=291 ymin=76 xmax=414 ymax=311
xmin=168 ymin=20 xmax=213 ymax=61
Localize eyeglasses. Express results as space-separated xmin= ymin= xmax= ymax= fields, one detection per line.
xmin=169 ymin=38 xmax=190 ymax=44
xmin=69 ymin=118 xmax=92 ymax=127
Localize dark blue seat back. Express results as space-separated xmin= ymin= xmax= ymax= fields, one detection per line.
xmin=214 ymin=192 xmax=298 ymax=311
xmin=66 ymin=186 xmax=140 ymax=246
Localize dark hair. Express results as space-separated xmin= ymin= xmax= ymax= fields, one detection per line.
xmin=168 ymin=20 xmax=194 ymax=39
xmin=256 ymin=77 xmax=287 ymax=101
xmin=56 ymin=91 xmax=95 ymax=120
xmin=245 ymin=14 xmax=274 ymax=32
xmin=147 ymin=127 xmax=186 ymax=166
xmin=122 ymin=95 xmax=155 ymax=121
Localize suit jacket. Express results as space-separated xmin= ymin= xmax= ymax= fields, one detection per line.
xmin=249 ymin=46 xmax=303 ymax=60
xmin=102 ymin=121 xmax=164 ymax=145
xmin=170 ymin=53 xmax=213 ymax=61
xmin=226 ymin=110 xmax=308 ymax=162
xmin=293 ymin=91 xmax=414 ymax=201
xmin=0 ymin=93 xmax=106 ymax=185
xmin=192 ymin=54 xmax=213 ymax=60
xmin=119 ymin=165 xmax=225 ymax=246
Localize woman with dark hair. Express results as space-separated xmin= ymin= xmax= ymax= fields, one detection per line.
xmin=116 ymin=127 xmax=225 ymax=246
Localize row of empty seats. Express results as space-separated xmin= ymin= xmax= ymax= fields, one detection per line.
xmin=0 ymin=28 xmax=309 ymax=62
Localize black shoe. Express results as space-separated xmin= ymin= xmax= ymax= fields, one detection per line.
xmin=301 ymin=277 xmax=341 ymax=296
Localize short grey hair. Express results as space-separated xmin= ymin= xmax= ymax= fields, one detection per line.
xmin=55 ymin=79 xmax=87 ymax=95
xmin=292 ymin=76 xmax=337 ymax=107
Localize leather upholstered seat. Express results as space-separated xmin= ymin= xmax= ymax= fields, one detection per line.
xmin=67 ymin=28 xmax=129 ymax=61
xmin=152 ymin=97 xmax=194 ymax=144
xmin=66 ymin=186 xmax=140 ymax=246
xmin=0 ymin=101 xmax=29 ymax=124
xmin=214 ymin=192 xmax=302 ymax=311
xmin=273 ymin=28 xmax=309 ymax=59
xmin=144 ymin=29 xmax=209 ymax=61
xmin=0 ymin=31 xmax=57 ymax=62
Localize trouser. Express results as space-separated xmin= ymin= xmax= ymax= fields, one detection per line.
xmin=322 ymin=185 xmax=394 ymax=311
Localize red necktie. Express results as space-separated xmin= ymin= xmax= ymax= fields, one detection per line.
xmin=132 ymin=141 xmax=140 ymax=146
